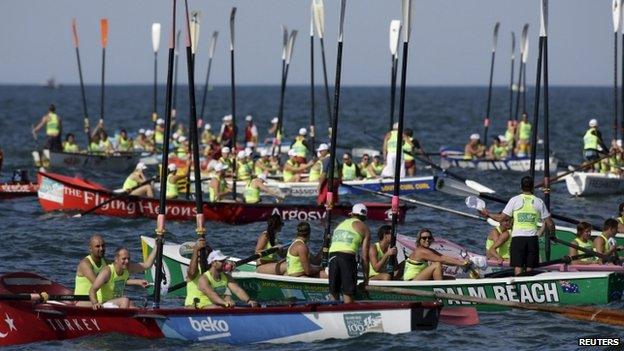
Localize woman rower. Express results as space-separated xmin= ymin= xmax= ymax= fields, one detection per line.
xmin=209 ymin=163 xmax=232 ymax=202
xmin=62 ymin=133 xmax=79 ymax=153
xmin=368 ymin=225 xmax=397 ymax=281
xmin=485 ymin=217 xmax=512 ymax=264
xmin=244 ymin=173 xmax=284 ymax=204
xmin=165 ymin=163 xmax=183 ymax=200
xmin=122 ymin=162 xmax=154 ymax=197
xmin=286 ymin=222 xmax=327 ymax=278
xmin=366 ymin=155 xmax=384 ymax=179
xmin=403 ymin=229 xmax=472 ymax=281
xmin=254 ymin=214 xmax=286 ymax=274
xmin=569 ymin=222 xmax=599 ymax=264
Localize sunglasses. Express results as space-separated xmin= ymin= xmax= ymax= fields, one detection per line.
xmin=420 ymin=236 xmax=434 ymax=242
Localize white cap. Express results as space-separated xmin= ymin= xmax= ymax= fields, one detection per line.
xmin=222 ymin=146 xmax=230 ymax=154
xmin=470 ymin=133 xmax=480 ymax=140
xmin=178 ymin=136 xmax=187 ymax=143
xmin=172 ymin=132 xmax=179 ymax=140
xmin=237 ymin=150 xmax=246 ymax=159
xmin=271 ymin=117 xmax=279 ymax=124
xmin=498 ymin=135 xmax=507 ymax=142
xmin=317 ymin=143 xmax=329 ymax=151
xmin=299 ymin=127 xmax=307 ymax=135
xmin=617 ymin=139 xmax=622 ymax=147
xmin=246 ymin=141 xmax=256 ymax=148
xmin=244 ymin=147 xmax=253 ymax=157
xmin=138 ymin=128 xmax=146 ymax=134
xmin=288 ymin=149 xmax=297 ymax=157
xmin=589 ymin=119 xmax=598 ymax=127
xmin=135 ymin=162 xmax=147 ymax=170
xmin=260 ymin=149 xmax=269 ymax=157
xmin=245 ymin=115 xmax=253 ymax=122
xmin=214 ymin=162 xmax=228 ymax=172
xmin=204 ymin=123 xmax=211 ymax=130
xmin=392 ymin=122 xmax=399 ymax=130
xmin=145 ymin=129 xmax=154 ymax=136
xmin=223 ymin=114 xmax=233 ymax=122
xmin=207 ymin=250 xmax=228 ymax=264
xmin=168 ymin=164 xmax=177 ymax=172
xmin=257 ymin=173 xmax=267 ymax=181
xmin=350 ymin=203 xmax=368 ymax=217
xmin=156 ymin=118 xmax=165 ymax=125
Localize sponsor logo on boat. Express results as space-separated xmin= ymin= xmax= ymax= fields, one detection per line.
xmin=188 ymin=316 xmax=231 ymax=340
xmin=380 ymin=182 xmax=431 ymax=192
xmin=272 ymin=207 xmax=326 ymax=221
xmin=343 ymin=312 xmax=383 ymax=337
xmin=434 ymin=282 xmax=559 ymax=305
xmin=81 ymin=191 xmax=195 ymax=217
xmin=44 ymin=318 xmax=101 ymax=332
xmin=39 ymin=177 xmax=64 ymax=204
xmin=559 ymin=280 xmax=580 ymax=293
xmin=0 ymin=184 xmax=34 ymax=192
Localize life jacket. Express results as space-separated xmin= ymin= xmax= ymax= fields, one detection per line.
xmin=368 ymin=242 xmax=386 ymax=277
xmin=329 ymin=218 xmax=363 ymax=254
xmin=342 ymin=162 xmax=357 ymax=181
xmin=403 ymin=258 xmax=427 ymax=281
xmin=519 ymin=121 xmax=532 ymax=140
xmin=63 ymin=142 xmax=79 ymax=153
xmin=97 ymin=264 xmax=129 ymax=303
xmin=46 ymin=113 xmax=60 ymax=136
xmin=244 ymin=180 xmax=260 ymax=204
xmin=74 ymin=255 xmax=107 ymax=295
xmin=512 ymin=194 xmax=539 ymax=233
xmin=485 ymin=226 xmax=511 ymax=260
xmin=286 ymin=238 xmax=306 ymax=276
xmin=583 ymin=128 xmax=598 ymax=151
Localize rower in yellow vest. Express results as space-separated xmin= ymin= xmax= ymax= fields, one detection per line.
xmin=165 ymin=163 xmax=183 ymax=199
xmin=358 ymin=154 xmax=371 ymax=179
xmin=88 ymin=134 xmax=104 ymax=154
xmin=308 ymin=143 xmax=329 ymax=182
xmin=485 ymin=217 xmax=512 ymax=262
xmin=403 ymin=129 xmax=417 ymax=176
xmin=236 ymin=151 xmax=252 ymax=181
xmin=176 ymin=136 xmax=189 ymax=159
xmin=209 ymin=163 xmax=231 ymax=202
xmin=291 ymin=128 xmax=309 ymax=163
xmin=32 ymin=104 xmax=63 ymax=151
xmin=283 ymin=150 xmax=312 ymax=182
xmin=123 ymin=162 xmax=154 ymax=197
xmin=185 ymin=245 xmax=258 ymax=308
xmin=244 ymin=173 xmax=284 ymax=204
xmin=487 ymin=135 xmax=508 ymax=160
xmin=366 ymin=155 xmax=385 ymax=179
xmin=403 ymin=229 xmax=470 ymax=281
xmin=62 ymin=133 xmax=80 ymax=153
xmin=254 ymin=214 xmax=285 ymax=274
xmin=117 ymin=129 xmax=134 ymax=152
xmin=254 ymin=150 xmax=272 ymax=176
xmin=218 ymin=147 xmax=234 ymax=176
xmin=74 ymin=235 xmax=109 ymax=307
xmin=569 ymin=222 xmax=599 ymax=264
xmin=583 ymin=118 xmax=608 ymax=171
xmin=368 ymin=225 xmax=397 ymax=281
xmin=99 ymin=131 xmax=114 ymax=155
xmin=286 ymin=222 xmax=327 ymax=278
xmin=504 ymin=120 xmax=516 ymax=152
xmin=89 ymin=246 xmax=157 ymax=309
xmin=155 ymin=119 xmax=165 ymax=145
xmin=593 ymin=218 xmax=620 ymax=257
xmin=341 ymin=153 xmax=361 ymax=181
xmin=201 ymin=123 xmax=215 ymax=145
xmin=516 ymin=112 xmax=532 ymax=157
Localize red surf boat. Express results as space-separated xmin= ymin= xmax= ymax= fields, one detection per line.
xmin=0 ymin=182 xmax=37 ymax=199
xmin=37 ymin=172 xmax=410 ymax=224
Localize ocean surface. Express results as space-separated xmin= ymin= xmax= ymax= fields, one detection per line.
xmin=1 ymin=85 xmax=623 ymax=350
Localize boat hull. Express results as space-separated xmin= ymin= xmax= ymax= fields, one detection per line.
xmin=0 ymin=183 xmax=37 ymax=199
xmin=46 ymin=151 xmax=141 ymax=173
xmin=564 ymin=172 xmax=624 ymax=196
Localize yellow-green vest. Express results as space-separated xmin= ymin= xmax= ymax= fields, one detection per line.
xmin=185 ymin=271 xmax=229 ymax=308
xmin=292 ymin=136 xmax=308 ymax=158
xmin=166 ymin=174 xmax=179 ymax=199
xmin=97 ymin=264 xmax=129 ymax=303
xmin=283 ymin=159 xmax=297 ymax=182
xmin=485 ymin=226 xmax=511 ymax=260
xmin=342 ymin=163 xmax=357 ymax=181
xmin=244 ymin=180 xmax=260 ymax=204
xmin=286 ymin=238 xmax=306 ymax=276
xmin=329 ymin=218 xmax=363 ymax=254
xmin=403 ymin=258 xmax=427 ymax=281
xmin=519 ymin=121 xmax=531 ymax=140
xmin=74 ymin=255 xmax=107 ymax=295
xmin=368 ymin=242 xmax=385 ymax=277
xmin=63 ymin=142 xmax=79 ymax=153
xmin=583 ymin=128 xmax=598 ymax=150
xmin=512 ymin=194 xmax=539 ymax=232
xmin=46 ymin=113 xmax=60 ymax=136
xmin=574 ymin=238 xmax=598 ymax=263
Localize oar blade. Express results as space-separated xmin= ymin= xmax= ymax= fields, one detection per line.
xmin=539 ymin=0 xmax=548 ymax=37
xmin=613 ymin=0 xmax=622 ymax=33
xmin=313 ymin=0 xmax=325 ymax=39
xmin=491 ymin=22 xmax=500 ymax=52
xmin=152 ymin=23 xmax=161 ymax=52
xmin=401 ymin=0 xmax=413 ymax=43
xmin=337 ymin=0 xmax=346 ymax=42
xmin=208 ymin=31 xmax=219 ymax=59
xmin=520 ymin=24 xmax=530 ymax=63
xmin=100 ymin=18 xmax=109 ymax=48
xmin=190 ymin=11 xmax=201 ymax=54
xmin=281 ymin=25 xmax=288 ymax=60
xmin=285 ymin=30 xmax=298 ymax=65
xmin=389 ymin=20 xmax=401 ymax=56
xmin=229 ymin=7 xmax=237 ymax=50
xmin=510 ymin=31 xmax=515 ymax=57
xmin=71 ymin=18 xmax=80 ymax=47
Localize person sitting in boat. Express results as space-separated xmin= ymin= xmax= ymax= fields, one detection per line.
xmin=32 ymin=104 xmax=62 ymax=152
xmin=123 ymin=162 xmax=154 ymax=197
xmin=569 ymin=222 xmax=599 ymax=264
xmin=286 ymin=222 xmax=328 ymax=278
xmin=504 ymin=120 xmax=517 ymax=152
xmin=244 ymin=173 xmax=284 ymax=204
xmin=617 ymin=202 xmax=624 ymax=234
xmin=89 ymin=246 xmax=158 ymax=309
xmin=174 ymin=123 xmax=186 ymax=138
xmin=308 ymin=143 xmax=329 ymax=183
xmin=236 ymin=150 xmax=252 ymax=182
xmin=358 ymin=154 xmax=370 ymax=179
xmin=269 ymin=154 xmax=281 ymax=175
xmin=283 ymin=149 xmax=313 ymax=182
xmin=403 ymin=229 xmax=473 ymax=281
xmin=75 ymin=235 xmax=149 ymax=307
xmin=485 ymin=217 xmax=512 ymax=263
xmin=88 ymin=133 xmax=103 ymax=154
xmin=254 ymin=150 xmax=271 ymax=176
xmin=165 ymin=163 xmax=184 ymax=200
xmin=244 ymin=115 xmax=259 ymax=146
xmin=218 ymin=114 xmax=236 ymax=148
xmin=341 ymin=152 xmax=362 ymax=181
xmin=62 ymin=133 xmax=80 ymax=153
xmin=155 ymin=119 xmax=165 ymax=147
xmin=144 ymin=129 xmax=156 ymax=152
xmin=605 ymin=140 xmax=623 ymax=176
xmin=583 ymin=118 xmax=609 ymax=171
xmin=218 ymin=146 xmax=234 ymax=176
xmin=366 ymin=154 xmax=385 ymax=179
xmin=201 ymin=123 xmax=215 ymax=145
xmin=291 ymin=128 xmax=310 ymax=163
xmin=209 ymin=163 xmax=231 ymax=202
xmin=254 ymin=214 xmax=286 ymax=274
xmin=487 ymin=135 xmax=508 ymax=160
xmin=593 ymin=218 xmax=620 ymax=261
xmin=176 ymin=136 xmax=189 ymax=160
xmin=516 ymin=112 xmax=532 ymax=157
xmin=464 ymin=133 xmax=485 ymax=160
xmin=117 ymin=129 xmax=133 ymax=152
xmin=369 ymin=225 xmax=398 ymax=281
xmin=98 ymin=130 xmax=115 ymax=155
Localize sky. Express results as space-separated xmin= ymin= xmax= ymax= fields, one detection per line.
xmin=0 ymin=0 xmax=618 ymax=86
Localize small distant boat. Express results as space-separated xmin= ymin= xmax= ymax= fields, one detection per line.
xmin=439 ymin=147 xmax=558 ymax=172
xmin=0 ymin=170 xmax=38 ymax=199
xmin=563 ymin=172 xmax=624 ymax=196
xmin=43 ymin=77 xmax=60 ymax=89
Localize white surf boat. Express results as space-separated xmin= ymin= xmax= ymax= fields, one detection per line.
xmin=564 ymin=171 xmax=624 ymax=196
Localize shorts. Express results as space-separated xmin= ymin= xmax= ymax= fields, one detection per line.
xmin=328 ymin=252 xmax=357 ymax=297
xmin=404 ymin=160 xmax=415 ymax=169
xmin=584 ymin=149 xmax=599 ymax=162
xmin=510 ymin=236 xmax=539 ymax=269
xmin=316 ymin=179 xmax=340 ymax=206
xmin=45 ymin=135 xmax=62 ymax=152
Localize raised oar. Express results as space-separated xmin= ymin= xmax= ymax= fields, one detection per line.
xmin=0 ymin=293 xmax=89 ymax=302
xmin=71 ymin=19 xmax=90 ymax=147
xmin=151 ymin=23 xmax=161 ymax=125
xmin=481 ymin=22 xmax=500 ymax=143
xmin=190 ymin=11 xmax=200 ymax=67
xmin=99 ymin=18 xmax=108 ymax=122
xmin=511 ymin=24 xmax=528 ymax=157
xmin=271 ymin=25 xmax=288 ymax=156
xmin=321 ymin=0 xmax=347 ymax=267
xmin=153 ymin=0 xmax=177 ymax=308
xmin=172 ymin=30 xmax=181 ymax=119
xmin=275 ymin=30 xmax=298 ymax=155
xmin=529 ymin=14 xmax=545 ymax=181
xmin=388 ymin=20 xmax=401 ymax=131
xmin=613 ymin=0 xmax=621 ymax=142
xmin=508 ymin=31 xmax=515 ymax=123
xmin=541 ymin=0 xmax=553 ymax=260
xmin=183 ymin=0 xmax=208 ymax=271
xmin=309 ymin=6 xmax=316 ymax=151
xmin=313 ymin=0 xmax=333 ymax=133
xmin=199 ymin=31 xmax=219 ymax=121
xmin=73 ymin=177 xmax=156 ymax=218
xmin=621 ymin=2 xmax=624 ymax=141
xmin=229 ymin=7 xmax=238 ymax=201
xmin=367 ymin=286 xmax=624 ymax=327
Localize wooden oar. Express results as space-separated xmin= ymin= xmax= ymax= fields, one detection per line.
xmin=481 ymin=22 xmax=499 ymax=143
xmin=309 ymin=6 xmax=316 ymax=151
xmin=388 ymin=20 xmax=401 ymax=131
xmin=274 ymin=30 xmax=298 ymax=156
xmin=71 ymin=19 xmax=90 ymax=147
xmin=613 ymin=0 xmax=621 ymax=142
xmin=229 ymin=7 xmax=238 ymax=201
xmin=367 ymin=285 xmax=624 ymax=327
xmin=152 ymin=23 xmax=161 ymax=124
xmin=320 ymin=0 xmax=347 ymax=267
xmin=199 ymin=31 xmax=219 ymax=121
xmin=72 ymin=177 xmax=156 ymax=218
xmin=0 ymin=293 xmax=89 ymax=302
xmin=99 ymin=18 xmax=108 ymax=122
xmin=313 ymin=0 xmax=333 ymax=133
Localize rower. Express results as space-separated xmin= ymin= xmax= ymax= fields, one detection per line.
xmin=98 ymin=130 xmax=114 ymax=155
xmin=89 ymin=246 xmax=157 ymax=309
xmin=403 ymin=229 xmax=472 ymax=281
xmin=236 ymin=150 xmax=252 ymax=182
xmin=569 ymin=222 xmax=598 ymax=264
xmin=341 ymin=152 xmax=361 ymax=181
xmin=403 ymin=129 xmax=416 ymax=176
xmin=154 ymin=119 xmax=165 ymax=147
xmin=291 ymin=128 xmax=310 ymax=163
xmin=328 ymin=203 xmax=371 ymax=303
xmin=254 ymin=150 xmax=272 ymax=176
xmin=63 ymin=133 xmax=80 ymax=153
xmin=267 ymin=117 xmax=279 ymax=143
xmin=254 ymin=214 xmax=286 ymax=274
xmin=283 ymin=149 xmax=312 ymax=182
xmin=358 ymin=154 xmax=370 ymax=179
xmin=201 ymin=123 xmax=215 ymax=145
xmin=617 ymin=202 xmax=624 ymax=234
xmin=504 ymin=120 xmax=517 ymax=152
xmin=144 ymin=130 xmax=155 ymax=152
xmin=485 ymin=217 xmax=512 ymax=263
xmin=32 ymin=104 xmax=62 ymax=152
xmin=317 ymin=147 xmax=340 ymax=206
xmin=583 ymin=118 xmax=608 ymax=171
xmin=123 ymin=162 xmax=154 ymax=197
xmin=244 ymin=173 xmax=284 ymax=204
xmin=381 ymin=122 xmax=405 ymax=178
xmin=209 ymin=163 xmax=231 ymax=202
xmin=464 ymin=133 xmax=485 ymax=159
xmin=165 ymin=163 xmax=182 ymax=199
xmin=308 ymin=143 xmax=329 ymax=183
xmin=244 ymin=115 xmax=258 ymax=147
xmin=516 ymin=112 xmax=532 ymax=157
xmin=368 ymin=225 xmax=398 ymax=281
xmin=88 ymin=133 xmax=103 ymax=155
xmin=218 ymin=114 xmax=236 ymax=148
xmin=593 ymin=218 xmax=620 ymax=258
xmin=487 ymin=135 xmax=508 ymax=160
xmin=218 ymin=146 xmax=234 ymax=175
xmin=176 ymin=136 xmax=189 ymax=160
xmin=287 ymin=222 xmax=327 ymax=278
xmin=366 ymin=155 xmax=384 ymax=179
xmin=117 ymin=129 xmax=133 ymax=152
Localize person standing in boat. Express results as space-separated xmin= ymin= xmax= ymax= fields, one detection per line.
xmin=464 ymin=133 xmax=485 ymax=159
xmin=218 ymin=114 xmax=236 ymax=148
xmin=403 ymin=229 xmax=473 ymax=281
xmin=368 ymin=225 xmax=397 ymax=281
xmin=89 ymin=246 xmax=158 ymax=309
xmin=328 ymin=203 xmax=371 ymax=303
xmin=317 ymin=147 xmax=340 ymax=206
xmin=516 ymin=112 xmax=532 ymax=157
xmin=122 ymin=162 xmax=154 ymax=197
xmin=504 ymin=120 xmax=517 ymax=153
xmin=583 ymin=118 xmax=608 ymax=171
xmin=382 ymin=122 xmax=405 ymax=178
xmin=244 ymin=115 xmax=258 ymax=147
xmin=593 ymin=218 xmax=620 ymax=260
xmin=266 ymin=117 xmax=279 ymax=144
xmin=209 ymin=163 xmax=231 ymax=202
xmin=254 ymin=214 xmax=286 ymax=274
xmin=62 ymin=133 xmax=80 ymax=153
xmin=403 ymin=129 xmax=417 ymax=176
xmin=244 ymin=173 xmax=284 ymax=204
xmin=154 ymin=119 xmax=165 ymax=148
xmin=485 ymin=217 xmax=512 ymax=264
xmin=286 ymin=222 xmax=327 ymax=278
xmin=291 ymin=128 xmax=310 ymax=163
xmin=32 ymin=104 xmax=62 ymax=152
xmin=479 ymin=176 xmax=556 ymax=275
